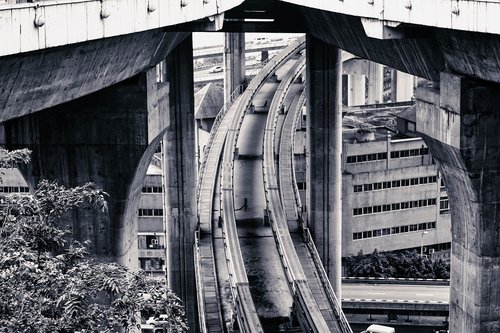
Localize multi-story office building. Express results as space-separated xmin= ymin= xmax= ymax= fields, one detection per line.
xmin=296 ymin=105 xmax=451 ymax=258
xmin=137 ymin=162 xmax=166 ymax=276
xmin=342 ymin=132 xmax=451 ymax=257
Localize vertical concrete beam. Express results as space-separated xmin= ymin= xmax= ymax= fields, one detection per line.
xmin=417 ymin=73 xmax=500 ymax=333
xmin=223 ymin=32 xmax=246 ymax=104
xmin=4 ymin=69 xmax=165 ymax=270
xmin=392 ymin=70 xmax=415 ymax=102
xmin=164 ymin=35 xmax=198 ymax=331
xmin=347 ymin=74 xmax=366 ymax=106
xmin=306 ymin=34 xmax=342 ymax=296
xmin=366 ymin=61 xmax=383 ymax=104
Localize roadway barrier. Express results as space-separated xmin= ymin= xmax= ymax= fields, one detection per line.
xmin=342 ymin=276 xmax=450 ymax=286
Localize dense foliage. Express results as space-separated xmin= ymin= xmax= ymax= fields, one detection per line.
xmin=0 ymin=149 xmax=187 ymax=333
xmin=344 ymin=249 xmax=450 ymax=279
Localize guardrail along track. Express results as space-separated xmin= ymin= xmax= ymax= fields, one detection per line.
xmin=275 ymin=69 xmax=354 ymax=333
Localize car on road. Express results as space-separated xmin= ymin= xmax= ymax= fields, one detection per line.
xmin=253 ymin=37 xmax=271 ymax=44
xmin=208 ymin=65 xmax=223 ymax=73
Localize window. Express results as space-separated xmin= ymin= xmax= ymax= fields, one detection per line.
xmin=357 ymin=155 xmax=367 ymax=163
xmin=373 ymin=182 xmax=383 ymax=190
xmin=418 ymin=223 xmax=427 ymax=230
xmin=428 ymin=221 xmax=436 ymax=229
xmin=142 ymin=186 xmax=163 ymax=193
xmin=353 ymin=208 xmax=363 ymax=216
xmin=391 ymin=227 xmax=400 ymax=234
xmin=410 ymin=178 xmax=418 ymax=185
xmin=353 ymin=185 xmax=363 ymax=193
xmin=363 ymin=231 xmax=372 ymax=238
xmin=373 ymin=230 xmax=382 ymax=237
xmin=428 ymin=198 xmax=437 ymax=205
xmin=383 ymin=204 xmax=391 ymax=212
xmin=383 ymin=181 xmax=392 ymax=189
xmin=419 ymin=199 xmax=428 ymax=207
xmin=401 ymin=179 xmax=410 ymax=187
xmin=373 ymin=205 xmax=382 ymax=213
xmin=401 ymin=225 xmax=409 ymax=233
xmin=363 ymin=206 xmax=373 ymax=214
xmin=410 ymin=149 xmax=419 ymax=157
xmin=421 ymin=147 xmax=429 ymax=155
xmin=368 ymin=153 xmax=377 ymax=161
xmin=377 ymin=152 xmax=387 ymax=160
xmin=401 ymin=202 xmax=409 ymax=209
xmin=138 ymin=208 xmax=163 ymax=217
xmin=407 ymin=121 xmax=416 ymax=132
xmin=390 ymin=151 xmax=400 ymax=158
xmin=382 ymin=228 xmax=390 ymax=236
xmin=353 ymin=232 xmax=362 ymax=240
xmin=440 ymin=197 xmax=450 ymax=214
xmin=429 ymin=176 xmax=437 ymax=183
xmin=410 ymin=224 xmax=418 ymax=231
xmin=391 ymin=203 xmax=400 ymax=210
xmin=347 ymin=156 xmax=356 ymax=164
xmin=364 ymin=184 xmax=373 ymax=191
xmin=420 ymin=177 xmax=428 ymax=184
xmin=392 ymin=180 xmax=401 ymax=188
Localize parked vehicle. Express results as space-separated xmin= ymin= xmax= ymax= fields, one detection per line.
xmin=208 ymin=65 xmax=223 ymax=73
xmin=253 ymin=37 xmax=271 ymax=44
xmin=361 ymin=324 xmax=396 ymax=333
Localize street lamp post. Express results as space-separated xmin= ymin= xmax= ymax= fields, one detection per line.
xmin=420 ymin=231 xmax=429 ymax=256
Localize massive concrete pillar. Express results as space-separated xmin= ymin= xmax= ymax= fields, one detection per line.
xmin=3 ymin=68 xmax=167 ymax=269
xmin=164 ymin=35 xmax=198 ymax=331
xmin=366 ymin=62 xmax=384 ymax=104
xmin=223 ymin=32 xmax=246 ymax=104
xmin=347 ymin=74 xmax=366 ymax=106
xmin=306 ymin=34 xmax=342 ymax=296
xmin=391 ymin=70 xmax=415 ymax=102
xmin=417 ymin=72 xmax=500 ymax=333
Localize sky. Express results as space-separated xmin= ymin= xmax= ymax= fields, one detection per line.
xmin=192 ymin=32 xmax=303 ymax=48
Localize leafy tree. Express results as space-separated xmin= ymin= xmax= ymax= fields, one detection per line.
xmin=344 ymin=249 xmax=450 ymax=279
xmin=0 ymin=149 xmax=188 ymax=333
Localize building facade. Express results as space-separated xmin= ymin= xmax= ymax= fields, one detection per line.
xmin=341 ymin=134 xmax=451 ymax=257
xmin=137 ymin=163 xmax=167 ymax=276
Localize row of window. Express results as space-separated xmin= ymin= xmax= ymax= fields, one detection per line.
xmin=142 ymin=186 xmax=162 ymax=193
xmin=346 ymin=147 xmax=429 ymax=164
xmin=0 ymin=186 xmax=29 ymax=193
xmin=138 ymin=208 xmax=163 ymax=217
xmin=353 ymin=176 xmax=438 ymax=193
xmin=353 ymin=221 xmax=437 ymax=240
xmin=353 ymin=198 xmax=437 ymax=216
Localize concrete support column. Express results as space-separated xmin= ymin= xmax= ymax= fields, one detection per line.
xmin=417 ymin=72 xmax=500 ymax=333
xmin=223 ymin=32 xmax=245 ymax=104
xmin=392 ymin=70 xmax=414 ymax=102
xmin=366 ymin=61 xmax=384 ymax=104
xmin=164 ymin=35 xmax=198 ymax=331
xmin=4 ymin=69 xmax=166 ymax=270
xmin=306 ymin=34 xmax=342 ymax=296
xmin=347 ymin=74 xmax=366 ymax=106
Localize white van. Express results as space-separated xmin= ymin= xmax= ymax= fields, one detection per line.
xmin=361 ymin=324 xmax=396 ymax=333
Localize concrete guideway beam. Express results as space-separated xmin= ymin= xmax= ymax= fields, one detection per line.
xmin=0 ymin=0 xmax=244 ymax=57
xmin=417 ymin=72 xmax=500 ymax=333
xmin=306 ymin=34 xmax=342 ymax=297
xmin=3 ymin=68 xmax=167 ymax=270
xmin=280 ymin=0 xmax=500 ymax=35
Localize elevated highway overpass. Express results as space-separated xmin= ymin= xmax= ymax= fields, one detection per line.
xmin=2 ymin=0 xmax=500 ymax=332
